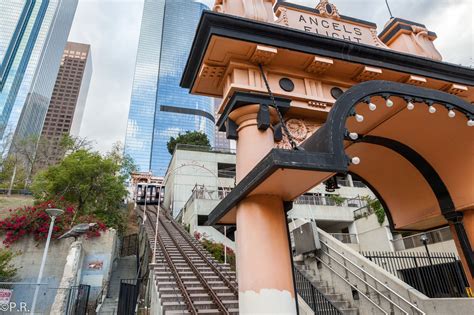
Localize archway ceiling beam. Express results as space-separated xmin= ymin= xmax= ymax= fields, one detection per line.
xmin=206 ymin=81 xmax=473 ymax=229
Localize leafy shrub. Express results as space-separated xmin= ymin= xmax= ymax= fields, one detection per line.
xmin=194 ymin=231 xmax=236 ymax=270
xmin=201 ymin=239 xmax=236 ymax=270
xmin=0 ymin=249 xmax=18 ymax=281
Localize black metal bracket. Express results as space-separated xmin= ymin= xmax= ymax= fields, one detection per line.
xmin=257 ymin=104 xmax=271 ymax=131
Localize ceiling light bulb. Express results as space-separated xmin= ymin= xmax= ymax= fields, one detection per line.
xmin=349 ymin=132 xmax=358 ymax=140
xmin=386 ymin=98 xmax=394 ymax=107
xmin=429 ymin=105 xmax=436 ymax=114
xmin=355 ymin=114 xmax=364 ymax=122
xmin=468 ymin=119 xmax=474 ymax=127
xmin=369 ymin=103 xmax=377 ymax=111
xmin=448 ymin=110 xmax=456 ymax=118
xmin=351 ymin=157 xmax=361 ymax=165
xmin=407 ymin=102 xmax=415 ymax=111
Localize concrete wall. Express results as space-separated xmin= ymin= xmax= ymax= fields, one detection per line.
xmin=163 ymin=148 xmax=236 ymax=217
xmin=5 ymin=230 xmax=117 ymax=313
xmin=398 ymin=240 xmax=458 ymax=255
xmin=182 ymin=198 xmax=236 ymax=250
xmin=355 ymin=213 xmax=394 ymax=252
xmin=289 ymin=204 xmax=354 ymax=223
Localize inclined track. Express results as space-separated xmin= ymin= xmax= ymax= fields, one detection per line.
xmin=138 ymin=204 xmax=238 ymax=314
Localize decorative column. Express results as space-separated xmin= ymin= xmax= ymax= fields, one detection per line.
xmin=445 ymin=211 xmax=474 ymax=289
xmin=229 ymin=104 xmax=298 ymax=314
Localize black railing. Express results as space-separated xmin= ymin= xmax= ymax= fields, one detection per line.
xmin=65 ymin=284 xmax=90 ymax=315
xmin=294 ymin=267 xmax=342 ymax=314
xmin=118 ymin=279 xmax=141 ymax=315
xmin=363 ymin=251 xmax=469 ymax=298
xmin=121 ymin=234 xmax=138 ymax=257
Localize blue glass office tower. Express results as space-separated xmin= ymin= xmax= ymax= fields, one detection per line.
xmin=125 ymin=0 xmax=215 ymax=176
xmin=0 ymin=0 xmax=78 ymax=150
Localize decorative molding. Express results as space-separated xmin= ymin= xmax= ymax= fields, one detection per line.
xmin=444 ymin=83 xmax=468 ymax=96
xmin=353 ymin=66 xmax=382 ymax=82
xmin=403 ymin=75 xmax=427 ymax=86
xmin=275 ymin=7 xmax=289 ymax=26
xmin=199 ymin=64 xmax=225 ymax=79
xmin=411 ymin=25 xmax=443 ymax=61
xmin=315 ymin=0 xmax=340 ymax=19
xmin=308 ymin=100 xmax=328 ymax=108
xmin=369 ymin=29 xmax=388 ymax=48
xmin=250 ymin=45 xmax=278 ymax=65
xmin=276 ymin=118 xmax=321 ymax=149
xmin=305 ymin=56 xmax=334 ymax=75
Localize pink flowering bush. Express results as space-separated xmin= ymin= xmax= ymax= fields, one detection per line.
xmin=0 ymin=200 xmax=107 ymax=246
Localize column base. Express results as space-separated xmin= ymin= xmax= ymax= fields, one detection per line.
xmin=239 ymin=289 xmax=296 ymax=314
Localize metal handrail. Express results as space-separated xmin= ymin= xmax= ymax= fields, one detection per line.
xmin=321 ymin=248 xmax=409 ymax=315
xmin=320 ymin=240 xmax=425 ymax=314
xmin=315 ymin=256 xmax=388 ymax=315
xmin=294 ymin=267 xmax=342 ymax=314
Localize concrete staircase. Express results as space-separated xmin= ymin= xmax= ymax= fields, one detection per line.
xmin=98 ymin=255 xmax=138 ymax=315
xmin=295 ymin=264 xmax=358 ymax=315
xmin=143 ymin=208 xmax=239 ymax=314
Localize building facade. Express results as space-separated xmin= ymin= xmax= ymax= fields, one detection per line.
xmin=124 ymin=0 xmax=215 ymax=176
xmin=39 ymin=42 xmax=92 ymax=167
xmin=0 ymin=0 xmax=78 ymax=151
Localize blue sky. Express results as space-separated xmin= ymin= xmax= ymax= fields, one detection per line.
xmin=69 ymin=0 xmax=473 ymax=153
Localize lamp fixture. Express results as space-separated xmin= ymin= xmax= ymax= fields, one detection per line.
xmin=351 ymin=156 xmax=361 ymax=165
xmin=407 ymin=101 xmax=415 ymax=111
xmin=429 ymin=105 xmax=437 ymax=114
xmin=382 ymin=94 xmax=394 ymax=107
xmin=355 ymin=114 xmax=364 ymax=122
xmin=363 ymin=97 xmax=377 ymax=111
xmin=349 ymin=132 xmax=358 ymax=140
xmin=448 ymin=109 xmax=456 ymax=118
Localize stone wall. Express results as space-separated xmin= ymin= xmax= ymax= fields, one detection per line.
xmin=5 ymin=229 xmax=117 ymax=314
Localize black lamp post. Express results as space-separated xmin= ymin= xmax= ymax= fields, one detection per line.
xmin=420 ymin=234 xmax=433 ymax=266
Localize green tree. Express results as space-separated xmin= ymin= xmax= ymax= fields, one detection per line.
xmin=0 ymin=249 xmax=17 ymax=281
xmin=167 ymin=131 xmax=211 ymax=155
xmin=31 ymin=148 xmax=131 ymax=230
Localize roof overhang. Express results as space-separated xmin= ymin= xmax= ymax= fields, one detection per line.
xmin=181 ymin=11 xmax=474 ymax=93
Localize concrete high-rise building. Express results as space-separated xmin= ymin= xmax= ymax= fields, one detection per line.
xmin=0 ymin=0 xmax=78 ymax=151
xmin=124 ymin=0 xmax=215 ymax=176
xmin=39 ymin=42 xmax=92 ymax=167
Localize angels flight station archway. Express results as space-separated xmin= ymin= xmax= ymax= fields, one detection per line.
xmin=180 ymin=1 xmax=474 ymax=313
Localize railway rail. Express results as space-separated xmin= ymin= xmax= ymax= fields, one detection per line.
xmin=138 ymin=205 xmax=238 ymax=314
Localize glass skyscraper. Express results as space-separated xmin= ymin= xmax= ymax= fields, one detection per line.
xmin=0 ymin=0 xmax=78 ymax=150
xmin=125 ymin=0 xmax=215 ymax=176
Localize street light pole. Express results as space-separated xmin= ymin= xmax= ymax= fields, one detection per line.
xmin=420 ymin=234 xmax=433 ymax=266
xmin=30 ymin=208 xmax=64 ymax=315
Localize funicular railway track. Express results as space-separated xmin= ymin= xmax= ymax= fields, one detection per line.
xmin=137 ymin=205 xmax=238 ymax=314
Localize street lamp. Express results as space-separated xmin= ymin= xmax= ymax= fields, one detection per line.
xmin=30 ymin=208 xmax=64 ymax=315
xmin=420 ymin=233 xmax=433 ymax=266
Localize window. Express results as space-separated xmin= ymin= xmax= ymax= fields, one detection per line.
xmin=217 ymin=163 xmax=236 ymax=178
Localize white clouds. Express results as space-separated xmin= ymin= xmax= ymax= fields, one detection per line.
xmin=69 ymin=0 xmax=473 ymax=154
